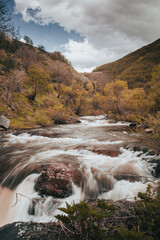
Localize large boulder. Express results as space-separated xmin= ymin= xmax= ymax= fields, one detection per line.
xmin=35 ymin=163 xmax=73 ymax=198
xmin=0 ymin=115 xmax=10 ymax=129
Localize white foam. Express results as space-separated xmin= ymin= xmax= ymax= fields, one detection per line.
xmin=6 ymin=133 xmax=123 ymax=151
xmin=80 ymin=115 xmax=130 ymax=127
xmin=98 ymin=180 xmax=148 ymax=201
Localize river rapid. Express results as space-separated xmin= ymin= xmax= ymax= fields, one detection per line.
xmin=0 ymin=115 xmax=159 ymax=227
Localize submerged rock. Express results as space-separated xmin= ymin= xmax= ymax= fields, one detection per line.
xmin=92 ymin=148 xmax=121 ymax=157
xmin=0 ymin=115 xmax=10 ymax=130
xmin=35 ymin=163 xmax=73 ymax=198
xmin=90 ymin=145 xmax=121 ymax=157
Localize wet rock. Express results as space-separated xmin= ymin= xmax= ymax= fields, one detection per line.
xmin=129 ymin=123 xmax=137 ymax=128
xmin=35 ymin=163 xmax=73 ymax=198
xmin=69 ymin=116 xmax=81 ymax=124
xmin=0 ymin=115 xmax=10 ymax=129
xmin=155 ymin=161 xmax=160 ymax=178
xmin=113 ymin=162 xmax=141 ymax=182
xmin=149 ymin=158 xmax=160 ymax=178
xmin=92 ymin=148 xmax=121 ymax=157
xmin=145 ymin=128 xmax=154 ymax=134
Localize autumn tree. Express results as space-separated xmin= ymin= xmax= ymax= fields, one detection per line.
xmin=92 ymin=93 xmax=105 ymax=112
xmin=148 ymin=64 xmax=160 ymax=112
xmin=103 ymin=80 xmax=149 ymax=121
xmin=124 ymin=88 xmax=149 ymax=115
xmin=50 ymin=51 xmax=71 ymax=65
xmin=27 ymin=65 xmax=51 ymax=101
xmin=58 ymin=84 xmax=77 ymax=107
xmin=104 ymin=80 xmax=128 ymax=115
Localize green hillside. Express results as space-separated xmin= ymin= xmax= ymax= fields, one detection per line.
xmin=94 ymin=38 xmax=160 ymax=89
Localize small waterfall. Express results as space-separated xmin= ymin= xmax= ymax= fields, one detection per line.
xmin=0 ymin=115 xmax=159 ymax=227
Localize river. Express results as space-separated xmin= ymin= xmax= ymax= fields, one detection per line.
xmin=0 ymin=115 xmax=158 ymax=227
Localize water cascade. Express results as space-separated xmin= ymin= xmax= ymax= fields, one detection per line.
xmin=0 ymin=116 xmax=159 ymax=227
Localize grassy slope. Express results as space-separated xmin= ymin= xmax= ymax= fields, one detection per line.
xmin=0 ymin=36 xmax=91 ymax=129
xmin=93 ymin=38 xmax=160 ymax=88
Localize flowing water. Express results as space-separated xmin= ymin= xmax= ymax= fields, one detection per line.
xmin=0 ymin=115 xmax=159 ymax=227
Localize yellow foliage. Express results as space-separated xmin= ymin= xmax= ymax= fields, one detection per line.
xmin=26 ymin=64 xmax=51 ymax=100
xmin=34 ymin=110 xmax=52 ymax=126
xmin=104 ymin=80 xmax=149 ymax=118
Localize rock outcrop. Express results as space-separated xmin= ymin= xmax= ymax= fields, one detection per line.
xmin=0 ymin=115 xmax=10 ymax=130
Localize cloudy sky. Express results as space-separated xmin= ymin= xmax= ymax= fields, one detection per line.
xmin=9 ymin=0 xmax=160 ymax=72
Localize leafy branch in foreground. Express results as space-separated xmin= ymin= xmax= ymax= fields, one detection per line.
xmin=56 ymin=200 xmax=116 ymax=240
xmin=115 ymin=186 xmax=160 ymax=240
xmin=136 ymin=185 xmax=160 ymax=240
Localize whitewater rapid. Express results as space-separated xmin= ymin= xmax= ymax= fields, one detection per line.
xmin=0 ymin=115 xmax=159 ymax=227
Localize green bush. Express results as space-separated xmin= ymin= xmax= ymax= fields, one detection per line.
xmin=136 ymin=186 xmax=160 ymax=240
xmin=115 ymin=186 xmax=160 ymax=240
xmin=56 ymin=200 xmax=116 ymax=240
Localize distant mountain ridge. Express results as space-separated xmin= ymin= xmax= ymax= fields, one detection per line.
xmin=93 ymin=38 xmax=160 ymax=89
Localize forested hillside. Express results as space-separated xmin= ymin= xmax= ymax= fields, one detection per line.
xmin=0 ymin=34 xmax=103 ymax=128
xmin=91 ymin=39 xmax=160 ymax=127
xmin=94 ymin=38 xmax=160 ymax=89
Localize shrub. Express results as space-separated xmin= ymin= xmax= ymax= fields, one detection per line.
xmin=52 ymin=109 xmax=70 ymax=124
xmin=116 ymin=226 xmax=150 ymax=240
xmin=136 ymin=186 xmax=160 ymax=240
xmin=56 ymin=200 xmax=116 ymax=240
xmin=35 ymin=111 xmax=52 ymax=127
xmin=3 ymin=56 xmax=15 ymax=72
xmin=50 ymin=51 xmax=71 ymax=65
xmin=138 ymin=112 xmax=160 ymax=150
xmin=115 ymin=186 xmax=160 ymax=240
xmin=24 ymin=35 xmax=33 ymax=45
xmin=38 ymin=45 xmax=46 ymax=52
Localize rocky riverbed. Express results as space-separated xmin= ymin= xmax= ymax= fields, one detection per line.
xmin=0 ymin=115 xmax=159 ymax=239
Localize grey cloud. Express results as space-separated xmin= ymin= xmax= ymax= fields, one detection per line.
xmin=14 ymin=0 xmax=160 ymax=71
xmin=14 ymin=0 xmax=160 ymax=44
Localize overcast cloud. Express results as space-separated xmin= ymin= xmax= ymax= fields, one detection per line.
xmin=14 ymin=0 xmax=160 ymax=72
